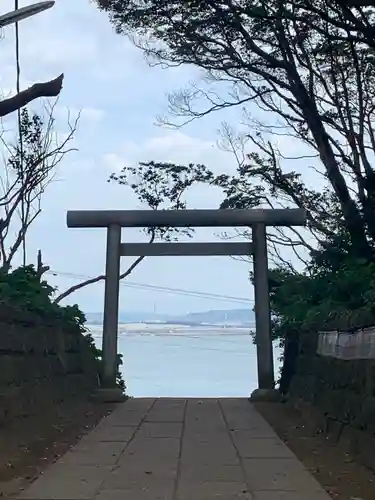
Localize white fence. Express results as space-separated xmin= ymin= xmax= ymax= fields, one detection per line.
xmin=317 ymin=327 xmax=375 ymax=360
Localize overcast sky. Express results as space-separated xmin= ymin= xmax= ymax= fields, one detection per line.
xmin=0 ymin=0 xmax=319 ymax=315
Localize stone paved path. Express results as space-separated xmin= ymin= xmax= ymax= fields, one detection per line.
xmin=18 ymin=398 xmax=332 ymax=500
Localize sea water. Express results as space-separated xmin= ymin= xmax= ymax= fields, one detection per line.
xmin=88 ymin=324 xmax=282 ymax=398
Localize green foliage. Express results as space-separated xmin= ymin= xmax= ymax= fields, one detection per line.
xmin=8 ymin=109 xmax=44 ymax=176
xmin=84 ymin=333 xmax=126 ymax=393
xmin=268 ymin=251 xmax=375 ymax=341
xmin=109 ymin=161 xmax=212 ymax=241
xmin=0 ymin=265 xmax=126 ymax=393
xmin=0 ymin=265 xmax=86 ymax=330
xmin=267 ymin=241 xmax=375 ymax=393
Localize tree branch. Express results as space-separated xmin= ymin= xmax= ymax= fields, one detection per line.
xmin=0 ymin=74 xmax=64 ymax=118
xmin=53 ymin=232 xmax=156 ymax=303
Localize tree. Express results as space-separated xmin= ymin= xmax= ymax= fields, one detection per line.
xmin=96 ymin=0 xmax=375 ymax=258
xmin=213 ymin=129 xmax=342 ymax=268
xmin=53 ymin=160 xmax=206 ymax=303
xmin=0 ymin=106 xmax=78 ymax=271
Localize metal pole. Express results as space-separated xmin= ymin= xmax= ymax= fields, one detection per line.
xmin=102 ymin=224 xmax=121 ymax=388
xmin=252 ymin=223 xmax=275 ymax=390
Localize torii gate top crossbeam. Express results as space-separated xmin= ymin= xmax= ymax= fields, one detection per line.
xmin=67 ymin=208 xmax=306 ymax=228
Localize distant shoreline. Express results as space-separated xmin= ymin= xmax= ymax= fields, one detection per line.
xmin=86 ymin=320 xmax=255 ymax=328
xmin=86 ymin=323 xmax=255 ymax=337
xmin=85 ymin=308 xmax=255 ymax=327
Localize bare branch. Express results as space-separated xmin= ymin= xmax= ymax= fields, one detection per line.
xmin=53 ymin=232 xmax=156 ymax=303
xmin=0 ymin=105 xmax=79 ymax=270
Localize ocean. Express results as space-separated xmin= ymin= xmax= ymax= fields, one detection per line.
xmin=88 ymin=324 xmax=283 ymax=398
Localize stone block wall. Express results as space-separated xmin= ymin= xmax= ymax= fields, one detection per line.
xmin=288 ymin=328 xmax=375 ymax=471
xmin=0 ymin=321 xmax=99 ymax=425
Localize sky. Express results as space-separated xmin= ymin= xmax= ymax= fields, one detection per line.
xmin=0 ymin=0 xmax=320 ymax=315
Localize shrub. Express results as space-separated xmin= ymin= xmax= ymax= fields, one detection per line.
xmin=0 ymin=265 xmax=126 ymax=393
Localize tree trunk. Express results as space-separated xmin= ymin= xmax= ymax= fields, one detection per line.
xmin=290 ymin=79 xmax=372 ymax=257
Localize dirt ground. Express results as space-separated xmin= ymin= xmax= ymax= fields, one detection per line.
xmin=0 ymin=398 xmax=116 ymax=498
xmin=255 ymin=401 xmax=375 ymax=500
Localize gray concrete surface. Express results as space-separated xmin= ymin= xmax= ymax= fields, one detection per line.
xmin=18 ymin=398 xmax=332 ymax=500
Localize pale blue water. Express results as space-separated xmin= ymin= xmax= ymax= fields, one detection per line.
xmin=88 ymin=325 xmax=282 ymax=398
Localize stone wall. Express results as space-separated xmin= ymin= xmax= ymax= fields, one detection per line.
xmin=288 ymin=328 xmax=375 ymax=471
xmin=0 ymin=321 xmax=99 ymax=425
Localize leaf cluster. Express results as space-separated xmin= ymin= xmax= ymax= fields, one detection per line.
xmin=268 ymin=251 xmax=375 ymax=342
xmin=84 ymin=333 xmax=126 ymax=393
xmin=109 ymin=161 xmax=213 ymax=240
xmin=0 ymin=265 xmax=85 ymax=329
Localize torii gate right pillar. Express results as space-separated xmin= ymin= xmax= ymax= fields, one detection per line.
xmin=251 ymin=223 xmax=275 ymax=398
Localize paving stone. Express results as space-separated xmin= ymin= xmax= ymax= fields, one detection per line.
xmin=179 ymin=464 xmax=244 ymax=482
xmin=231 ymin=420 xmax=276 ymax=432
xmin=119 ymin=398 xmax=156 ymax=412
xmin=184 ymin=423 xmax=225 ymax=432
xmin=184 ymin=431 xmax=229 ymax=443
xmin=118 ymin=451 xmax=180 ymax=470
xmin=186 ymin=415 xmax=225 ymax=424
xmin=220 ymin=399 xmax=253 ymax=410
xmin=119 ymin=453 xmax=179 ymax=470
xmin=184 ymin=422 xmax=228 ymax=438
xmin=175 ymin=481 xmax=253 ymax=500
xmin=80 ymin=425 xmax=137 ymax=443
xmin=72 ymin=440 xmax=128 ymax=454
xmin=101 ymin=467 xmax=177 ymax=490
xmin=221 ymin=401 xmax=275 ymax=427
xmin=115 ymin=458 xmax=178 ymax=476
xmin=229 ymin=426 xmax=277 ymax=439
xmin=145 ymin=398 xmax=186 ymax=422
xmin=59 ymin=442 xmax=126 ymax=465
xmin=96 ymin=489 xmax=173 ymax=500
xmin=181 ymin=449 xmax=239 ymax=466
xmin=18 ymin=464 xmax=112 ymax=499
xmin=221 ymin=400 xmax=270 ymax=430
xmin=186 ymin=399 xmax=222 ymax=415
xmin=185 ymin=421 xmax=227 ymax=431
xmin=226 ymin=417 xmax=269 ymax=431
xmin=221 ymin=399 xmax=263 ymax=413
xmin=183 ymin=435 xmax=233 ymax=448
xmin=112 ymin=458 xmax=178 ymax=474
xmin=122 ymin=436 xmax=181 ymax=460
xmin=98 ymin=412 xmax=144 ymax=426
xmin=99 ymin=398 xmax=155 ymax=426
xmin=188 ymin=398 xmax=220 ymax=406
xmin=137 ymin=421 xmax=183 ymax=438
xmin=243 ymin=458 xmax=325 ymax=491
xmin=180 ymin=456 xmax=240 ymax=467
xmin=234 ymin=436 xmax=295 ymax=459
xmin=253 ymin=491 xmax=332 ymax=500
xmin=100 ymin=412 xmax=146 ymax=427
xmin=186 ymin=401 xmax=225 ymax=424
xmin=183 ymin=438 xmax=236 ymax=450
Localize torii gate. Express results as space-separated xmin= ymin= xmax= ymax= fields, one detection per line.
xmin=67 ymin=208 xmax=306 ymax=401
